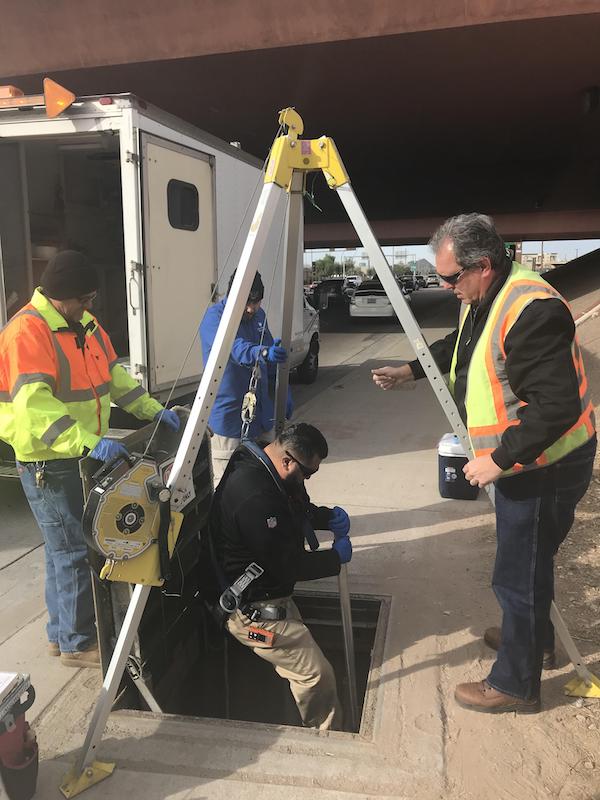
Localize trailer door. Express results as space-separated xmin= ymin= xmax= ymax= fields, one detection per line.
xmin=0 ymin=143 xmax=31 ymax=326
xmin=141 ymin=135 xmax=216 ymax=393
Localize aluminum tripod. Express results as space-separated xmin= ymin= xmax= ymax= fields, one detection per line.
xmin=61 ymin=107 xmax=598 ymax=797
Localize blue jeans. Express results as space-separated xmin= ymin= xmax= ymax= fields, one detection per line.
xmin=18 ymin=459 xmax=96 ymax=653
xmin=487 ymin=435 xmax=596 ymax=700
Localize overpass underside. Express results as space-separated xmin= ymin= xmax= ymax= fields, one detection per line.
xmin=2 ymin=2 xmax=600 ymax=245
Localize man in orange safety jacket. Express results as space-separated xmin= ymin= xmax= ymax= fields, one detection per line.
xmin=0 ymin=251 xmax=180 ymax=667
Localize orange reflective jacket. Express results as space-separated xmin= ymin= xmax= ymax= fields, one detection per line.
xmin=0 ymin=289 xmax=162 ymax=461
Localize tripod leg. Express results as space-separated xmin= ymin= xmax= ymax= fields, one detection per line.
xmin=551 ymin=601 xmax=600 ymax=696
xmin=60 ymin=584 xmax=152 ymax=798
xmin=338 ymin=565 xmax=359 ymax=730
xmin=274 ymin=171 xmax=304 ymax=434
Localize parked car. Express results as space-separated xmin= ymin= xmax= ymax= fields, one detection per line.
xmin=399 ymin=274 xmax=415 ymax=292
xmin=344 ymin=275 xmax=362 ymax=288
xmin=313 ymin=277 xmax=350 ymax=310
xmin=415 ymin=274 xmax=426 ymax=289
xmin=349 ymin=279 xmax=410 ymax=319
xmin=425 ymin=274 xmax=440 ymax=287
xmin=295 ymin=297 xmax=320 ymax=383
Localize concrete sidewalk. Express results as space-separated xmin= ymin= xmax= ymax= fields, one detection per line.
xmin=2 ymin=322 xmax=600 ymax=800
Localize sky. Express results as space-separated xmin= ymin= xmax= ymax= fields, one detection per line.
xmin=304 ymin=239 xmax=600 ymax=269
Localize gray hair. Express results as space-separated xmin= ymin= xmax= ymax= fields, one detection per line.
xmin=429 ymin=213 xmax=510 ymax=273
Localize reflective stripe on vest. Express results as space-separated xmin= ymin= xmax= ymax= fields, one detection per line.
xmin=51 ymin=335 xmax=110 ymax=403
xmin=112 ymin=383 xmax=146 ymax=408
xmin=1 ymin=297 xmax=114 ymax=442
xmin=41 ymin=414 xmax=74 ymax=446
xmin=449 ymin=263 xmax=595 ymax=474
xmin=92 ymin=327 xmax=118 ymax=370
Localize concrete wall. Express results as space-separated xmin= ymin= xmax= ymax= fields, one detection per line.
xmin=2 ymin=0 xmax=600 ymax=78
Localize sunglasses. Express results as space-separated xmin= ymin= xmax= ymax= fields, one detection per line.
xmin=284 ymin=450 xmax=318 ymax=478
xmin=436 ymin=268 xmax=467 ymax=287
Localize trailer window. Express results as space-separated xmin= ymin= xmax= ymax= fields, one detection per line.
xmin=167 ymin=179 xmax=199 ymax=231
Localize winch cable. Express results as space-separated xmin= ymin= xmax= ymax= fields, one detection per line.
xmin=140 ymin=126 xmax=284 ymax=460
xmin=240 ymin=193 xmax=289 ymax=440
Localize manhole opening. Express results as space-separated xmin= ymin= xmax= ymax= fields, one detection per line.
xmin=114 ymin=592 xmax=384 ymax=734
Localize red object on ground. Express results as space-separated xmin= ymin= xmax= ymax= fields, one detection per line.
xmin=0 ymin=686 xmax=38 ymax=800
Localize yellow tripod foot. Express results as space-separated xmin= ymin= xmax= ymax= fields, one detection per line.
xmin=60 ymin=760 xmax=115 ymax=798
xmin=564 ymin=672 xmax=600 ymax=699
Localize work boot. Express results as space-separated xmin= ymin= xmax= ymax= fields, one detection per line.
xmin=48 ymin=641 xmax=60 ymax=657
xmin=483 ymin=626 xmax=557 ymax=670
xmin=60 ymin=645 xmax=101 ymax=669
xmin=454 ymin=680 xmax=540 ymax=714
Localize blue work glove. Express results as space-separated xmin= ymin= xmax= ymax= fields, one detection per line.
xmin=333 ymin=535 xmax=352 ymax=564
xmin=89 ymin=438 xmax=130 ymax=463
xmin=329 ymin=506 xmax=350 ymax=539
xmin=286 ymin=390 xmax=294 ymax=420
xmin=155 ymin=408 xmax=180 ymax=432
xmin=267 ymin=338 xmax=287 ymax=364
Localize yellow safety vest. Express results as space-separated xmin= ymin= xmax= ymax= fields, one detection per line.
xmin=449 ymin=263 xmax=595 ymax=475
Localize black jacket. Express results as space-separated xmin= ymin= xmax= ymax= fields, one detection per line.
xmin=410 ymin=273 xmax=582 ymax=470
xmin=210 ymin=447 xmax=341 ymax=601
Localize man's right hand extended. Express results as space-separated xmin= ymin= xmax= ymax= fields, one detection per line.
xmin=333 ymin=535 xmax=352 ymax=564
xmin=89 ymin=438 xmax=130 ymax=463
xmin=371 ymin=364 xmax=414 ymax=390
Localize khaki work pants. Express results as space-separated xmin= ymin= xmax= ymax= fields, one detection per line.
xmin=226 ymin=597 xmax=342 ymax=730
xmin=210 ymin=434 xmax=241 ymax=485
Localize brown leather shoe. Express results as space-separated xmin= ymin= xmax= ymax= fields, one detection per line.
xmin=60 ymin=645 xmax=101 ymax=669
xmin=483 ymin=626 xmax=557 ymax=670
xmin=48 ymin=641 xmax=60 ymax=657
xmin=455 ymin=680 xmax=540 ymax=713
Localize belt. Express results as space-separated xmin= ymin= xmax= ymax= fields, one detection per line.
xmin=242 ymin=604 xmax=287 ymax=621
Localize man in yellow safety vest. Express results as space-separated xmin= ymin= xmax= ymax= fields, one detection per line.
xmin=372 ymin=213 xmax=596 ymax=713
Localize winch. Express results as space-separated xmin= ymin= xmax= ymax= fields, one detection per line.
xmin=82 ymin=431 xmax=184 ymax=588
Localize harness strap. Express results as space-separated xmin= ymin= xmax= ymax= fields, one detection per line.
xmin=241 ymin=441 xmax=320 ymax=551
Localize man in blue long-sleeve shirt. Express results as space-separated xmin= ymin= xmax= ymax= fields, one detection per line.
xmin=200 ymin=271 xmax=291 ymax=483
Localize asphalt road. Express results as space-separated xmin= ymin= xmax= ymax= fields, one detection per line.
xmin=292 ymin=287 xmax=458 ymax=409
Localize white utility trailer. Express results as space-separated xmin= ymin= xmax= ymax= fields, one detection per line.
xmin=0 ymin=90 xmax=319 ymax=471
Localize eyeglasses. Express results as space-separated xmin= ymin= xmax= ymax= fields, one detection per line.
xmin=436 ymin=268 xmax=467 ymax=287
xmin=284 ymin=450 xmax=319 ymax=478
xmin=77 ymin=292 xmax=97 ymax=305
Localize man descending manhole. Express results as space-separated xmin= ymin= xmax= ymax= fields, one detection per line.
xmin=207 ymin=423 xmax=352 ymax=729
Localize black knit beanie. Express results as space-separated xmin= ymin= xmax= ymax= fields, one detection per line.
xmin=40 ymin=251 xmax=98 ymax=300
xmin=227 ymin=270 xmax=265 ymax=302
